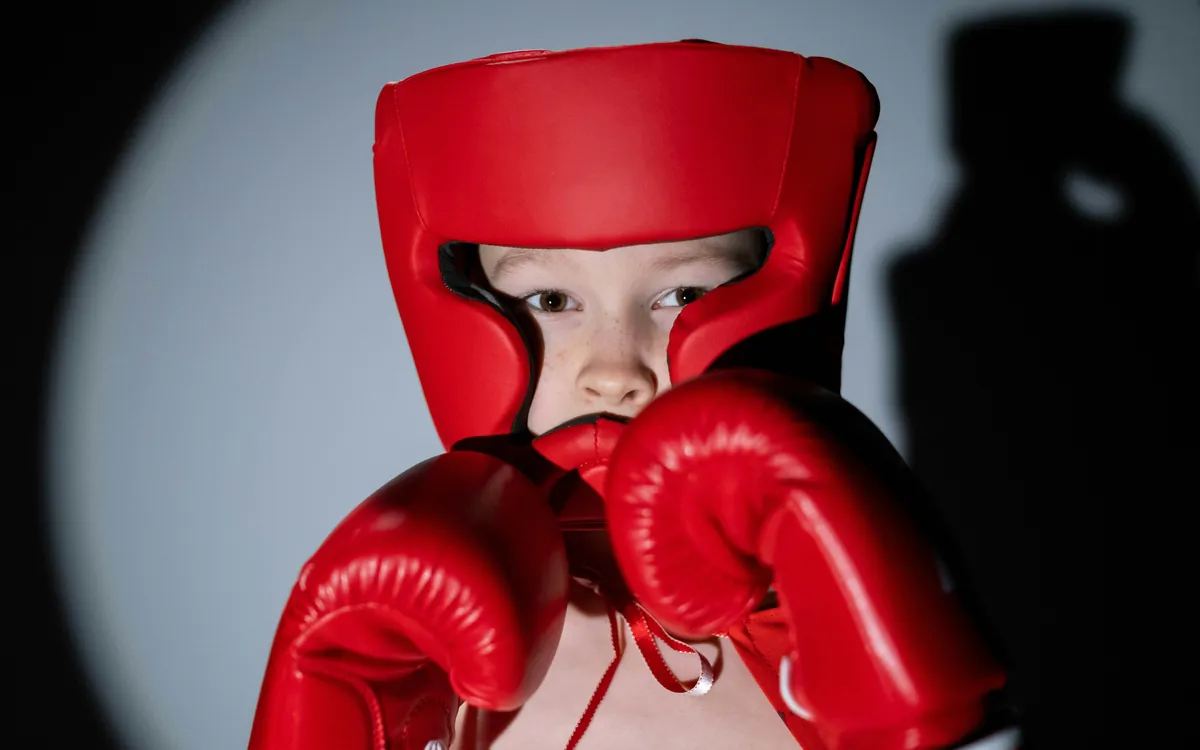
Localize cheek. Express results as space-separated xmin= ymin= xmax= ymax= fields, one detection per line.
xmin=526 ymin=321 xmax=579 ymax=433
xmin=654 ymin=312 xmax=680 ymax=390
xmin=535 ymin=320 xmax=581 ymax=382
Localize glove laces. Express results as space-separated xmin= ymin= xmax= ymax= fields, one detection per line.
xmin=563 ymin=570 xmax=715 ymax=750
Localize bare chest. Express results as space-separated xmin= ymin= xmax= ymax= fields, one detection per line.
xmin=454 ymin=588 xmax=798 ymax=750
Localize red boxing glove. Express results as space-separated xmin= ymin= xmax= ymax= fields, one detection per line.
xmin=249 ymin=451 xmax=569 ymax=750
xmin=605 ymin=370 xmax=1007 ymax=750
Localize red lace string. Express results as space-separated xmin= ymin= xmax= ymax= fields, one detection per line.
xmin=563 ymin=577 xmax=715 ymax=750
xmin=622 ymin=599 xmax=715 ymax=696
xmin=563 ymin=598 xmax=623 ymax=750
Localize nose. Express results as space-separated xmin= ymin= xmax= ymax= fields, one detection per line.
xmin=576 ymin=334 xmax=658 ymax=412
xmin=579 ymin=362 xmax=657 ymax=409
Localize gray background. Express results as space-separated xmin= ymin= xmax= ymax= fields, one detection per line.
xmin=44 ymin=1 xmax=1198 ymax=749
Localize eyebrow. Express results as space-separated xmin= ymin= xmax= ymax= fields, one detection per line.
xmin=488 ymin=248 xmax=579 ymax=281
xmin=644 ymin=246 xmax=762 ymax=275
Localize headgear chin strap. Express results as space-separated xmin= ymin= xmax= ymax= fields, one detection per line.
xmin=373 ymin=40 xmax=879 ymax=450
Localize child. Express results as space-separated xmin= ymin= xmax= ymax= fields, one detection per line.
xmin=249 ymin=40 xmax=1020 ymax=750
xmin=476 ymin=230 xmax=767 ymax=435
xmin=466 ymin=230 xmax=799 ymax=748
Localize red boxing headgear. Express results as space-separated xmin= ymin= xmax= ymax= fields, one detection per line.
xmin=373 ymin=40 xmax=879 ymax=451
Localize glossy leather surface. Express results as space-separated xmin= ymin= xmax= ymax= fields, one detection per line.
xmin=605 ymin=370 xmax=1007 ymax=750
xmin=248 ymin=451 xmax=569 ymax=749
xmin=372 ymin=41 xmax=878 ymax=448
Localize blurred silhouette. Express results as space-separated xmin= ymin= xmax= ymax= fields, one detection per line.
xmin=888 ymin=9 xmax=1199 ymax=748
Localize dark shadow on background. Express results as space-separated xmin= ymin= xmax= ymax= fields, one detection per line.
xmin=888 ymin=9 xmax=1199 ymax=748
xmin=19 ymin=2 xmax=232 ymax=748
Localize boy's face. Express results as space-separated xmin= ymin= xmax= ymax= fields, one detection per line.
xmin=479 ymin=230 xmax=764 ymax=435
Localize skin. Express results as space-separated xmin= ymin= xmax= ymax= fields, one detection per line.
xmin=478 ymin=230 xmax=765 ymax=434
xmin=455 ymin=232 xmax=796 ymax=750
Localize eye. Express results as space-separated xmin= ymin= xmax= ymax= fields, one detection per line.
xmin=522 ymin=290 xmax=580 ymax=313
xmin=655 ymin=286 xmax=709 ymax=309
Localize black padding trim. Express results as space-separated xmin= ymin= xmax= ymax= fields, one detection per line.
xmin=538 ymin=412 xmax=631 ymax=437
xmin=705 ymin=304 xmax=846 ymax=391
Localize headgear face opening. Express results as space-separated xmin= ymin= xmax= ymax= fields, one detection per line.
xmin=373 ymin=40 xmax=879 ymax=451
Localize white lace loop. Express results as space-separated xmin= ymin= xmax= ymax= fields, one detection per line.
xmin=778 ymin=655 xmax=815 ymax=720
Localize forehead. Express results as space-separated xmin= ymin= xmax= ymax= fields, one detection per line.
xmin=478 ymin=230 xmax=765 ymax=275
